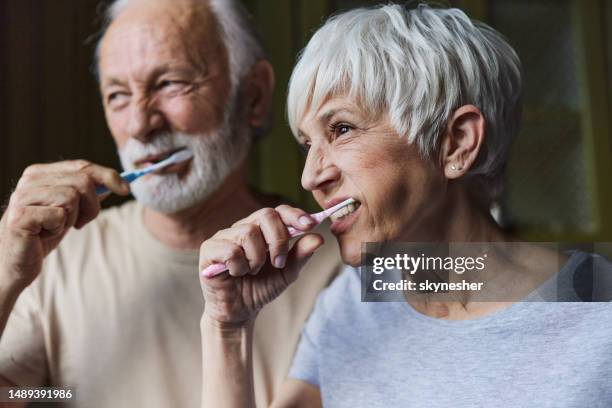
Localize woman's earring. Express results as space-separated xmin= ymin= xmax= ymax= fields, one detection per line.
xmin=451 ymin=164 xmax=462 ymax=171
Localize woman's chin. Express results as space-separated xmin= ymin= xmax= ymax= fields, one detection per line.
xmin=339 ymin=243 xmax=362 ymax=266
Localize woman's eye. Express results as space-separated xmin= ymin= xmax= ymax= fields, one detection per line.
xmin=299 ymin=142 xmax=311 ymax=156
xmin=338 ymin=125 xmax=351 ymax=134
xmin=330 ymin=123 xmax=353 ymax=138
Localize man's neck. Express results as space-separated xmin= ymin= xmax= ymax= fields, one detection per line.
xmin=142 ymin=166 xmax=262 ymax=250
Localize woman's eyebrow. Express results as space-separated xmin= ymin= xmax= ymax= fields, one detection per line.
xmin=297 ymin=129 xmax=309 ymax=141
xmin=318 ymin=108 xmax=353 ymax=123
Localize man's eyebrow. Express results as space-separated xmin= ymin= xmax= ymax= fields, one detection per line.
xmin=101 ymin=65 xmax=199 ymax=88
xmin=101 ymin=77 xmax=126 ymax=88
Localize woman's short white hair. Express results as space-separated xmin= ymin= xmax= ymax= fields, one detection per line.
xmin=287 ymin=3 xmax=522 ymax=199
xmin=95 ymin=0 xmax=264 ymax=92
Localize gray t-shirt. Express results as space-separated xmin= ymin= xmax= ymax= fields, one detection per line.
xmin=289 ymin=251 xmax=612 ymax=407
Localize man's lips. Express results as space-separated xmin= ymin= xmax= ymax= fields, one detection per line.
xmin=134 ymin=148 xmax=185 ymax=168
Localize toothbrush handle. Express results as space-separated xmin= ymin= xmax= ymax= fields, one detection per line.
xmin=95 ymin=171 xmax=143 ymax=196
xmin=201 ymin=221 xmax=322 ymax=278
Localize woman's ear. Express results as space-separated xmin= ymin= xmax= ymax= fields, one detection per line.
xmin=244 ymin=59 xmax=275 ymax=129
xmin=439 ymin=105 xmax=486 ymax=179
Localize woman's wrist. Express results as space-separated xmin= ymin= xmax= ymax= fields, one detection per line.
xmin=200 ymin=312 xmax=256 ymax=338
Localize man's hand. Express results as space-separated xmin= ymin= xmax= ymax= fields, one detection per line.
xmin=0 ymin=160 xmax=130 ymax=289
xmin=199 ymin=205 xmax=324 ymax=326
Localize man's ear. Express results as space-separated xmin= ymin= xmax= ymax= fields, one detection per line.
xmin=439 ymin=105 xmax=485 ymax=179
xmin=244 ymin=59 xmax=275 ymax=128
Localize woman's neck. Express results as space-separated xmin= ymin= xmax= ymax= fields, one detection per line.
xmin=405 ymin=184 xmax=523 ymax=319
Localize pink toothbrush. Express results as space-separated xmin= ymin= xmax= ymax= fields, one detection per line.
xmin=200 ymin=198 xmax=356 ymax=278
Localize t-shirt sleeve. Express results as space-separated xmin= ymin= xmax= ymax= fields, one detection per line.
xmin=0 ymin=283 xmax=48 ymax=385
xmin=287 ymin=316 xmax=321 ymax=387
xmin=287 ymin=278 xmax=335 ymax=388
xmin=287 ymin=266 xmax=355 ymax=388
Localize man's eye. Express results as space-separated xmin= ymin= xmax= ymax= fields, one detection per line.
xmin=107 ymin=92 xmax=130 ymax=106
xmin=158 ymin=80 xmax=187 ymax=91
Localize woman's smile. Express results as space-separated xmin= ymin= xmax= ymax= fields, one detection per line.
xmin=330 ymin=200 xmax=362 ymax=235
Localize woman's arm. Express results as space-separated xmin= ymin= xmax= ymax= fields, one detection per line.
xmin=200 ymin=315 xmax=256 ymax=408
xmin=198 ymin=206 xmax=324 ymax=408
xmin=200 ymin=316 xmax=323 ymax=408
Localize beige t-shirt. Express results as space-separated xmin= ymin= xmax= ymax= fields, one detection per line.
xmin=0 ymin=201 xmax=341 ymax=407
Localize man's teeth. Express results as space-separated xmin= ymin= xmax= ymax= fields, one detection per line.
xmin=330 ymin=202 xmax=360 ymax=222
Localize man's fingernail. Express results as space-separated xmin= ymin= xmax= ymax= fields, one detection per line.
xmin=299 ymin=216 xmax=313 ymax=226
xmin=274 ymin=255 xmax=286 ymax=269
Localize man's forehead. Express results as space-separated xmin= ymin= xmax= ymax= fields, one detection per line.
xmin=98 ymin=0 xmax=221 ymax=80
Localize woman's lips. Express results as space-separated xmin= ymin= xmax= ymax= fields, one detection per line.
xmin=330 ymin=204 xmax=362 ymax=235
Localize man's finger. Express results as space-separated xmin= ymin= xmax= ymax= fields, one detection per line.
xmin=6 ymin=205 xmax=67 ymax=237
xmin=22 ymin=161 xmax=129 ymax=196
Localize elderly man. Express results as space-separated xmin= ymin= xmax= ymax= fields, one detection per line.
xmin=0 ymin=0 xmax=340 ymax=406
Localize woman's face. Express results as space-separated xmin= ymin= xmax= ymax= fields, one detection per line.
xmin=298 ymin=96 xmax=448 ymax=266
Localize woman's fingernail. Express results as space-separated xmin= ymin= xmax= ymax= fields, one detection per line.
xmin=299 ymin=216 xmax=313 ymax=226
xmin=274 ymin=255 xmax=286 ymax=269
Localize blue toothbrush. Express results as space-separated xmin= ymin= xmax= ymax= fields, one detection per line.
xmin=96 ymin=149 xmax=194 ymax=195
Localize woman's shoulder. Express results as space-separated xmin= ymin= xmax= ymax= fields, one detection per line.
xmin=305 ymin=265 xmax=395 ymax=337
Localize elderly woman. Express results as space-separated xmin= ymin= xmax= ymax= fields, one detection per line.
xmin=198 ymin=4 xmax=612 ymax=407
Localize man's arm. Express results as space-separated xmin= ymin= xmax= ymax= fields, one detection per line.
xmin=0 ymin=375 xmax=27 ymax=408
xmin=0 ymin=274 xmax=28 ymax=342
xmin=0 ymin=160 xmax=129 ymax=342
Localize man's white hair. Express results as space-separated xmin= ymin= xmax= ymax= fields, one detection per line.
xmin=95 ymin=0 xmax=264 ymax=93
xmin=287 ymin=3 xmax=522 ymax=199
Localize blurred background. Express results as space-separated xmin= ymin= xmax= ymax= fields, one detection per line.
xmin=0 ymin=0 xmax=611 ymax=242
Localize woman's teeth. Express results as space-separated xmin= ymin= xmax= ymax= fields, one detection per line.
xmin=330 ymin=202 xmax=360 ymax=222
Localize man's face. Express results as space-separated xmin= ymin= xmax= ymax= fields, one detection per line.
xmin=98 ymin=2 xmax=249 ymax=213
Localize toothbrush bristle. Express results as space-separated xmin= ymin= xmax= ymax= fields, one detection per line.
xmin=328 ymin=198 xmax=356 ymax=215
xmin=170 ymin=148 xmax=193 ymax=163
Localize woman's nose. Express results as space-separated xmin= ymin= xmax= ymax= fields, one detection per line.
xmin=301 ymin=144 xmax=341 ymax=192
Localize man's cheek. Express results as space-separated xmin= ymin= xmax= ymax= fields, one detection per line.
xmin=163 ymin=99 xmax=219 ymax=134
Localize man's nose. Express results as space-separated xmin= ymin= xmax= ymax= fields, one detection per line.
xmin=301 ymin=144 xmax=341 ymax=192
xmin=127 ymin=98 xmax=164 ymax=141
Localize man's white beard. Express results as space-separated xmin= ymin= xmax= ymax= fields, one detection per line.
xmin=118 ymin=107 xmax=250 ymax=214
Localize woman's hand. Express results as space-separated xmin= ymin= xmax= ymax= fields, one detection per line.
xmin=198 ymin=205 xmax=324 ymax=325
